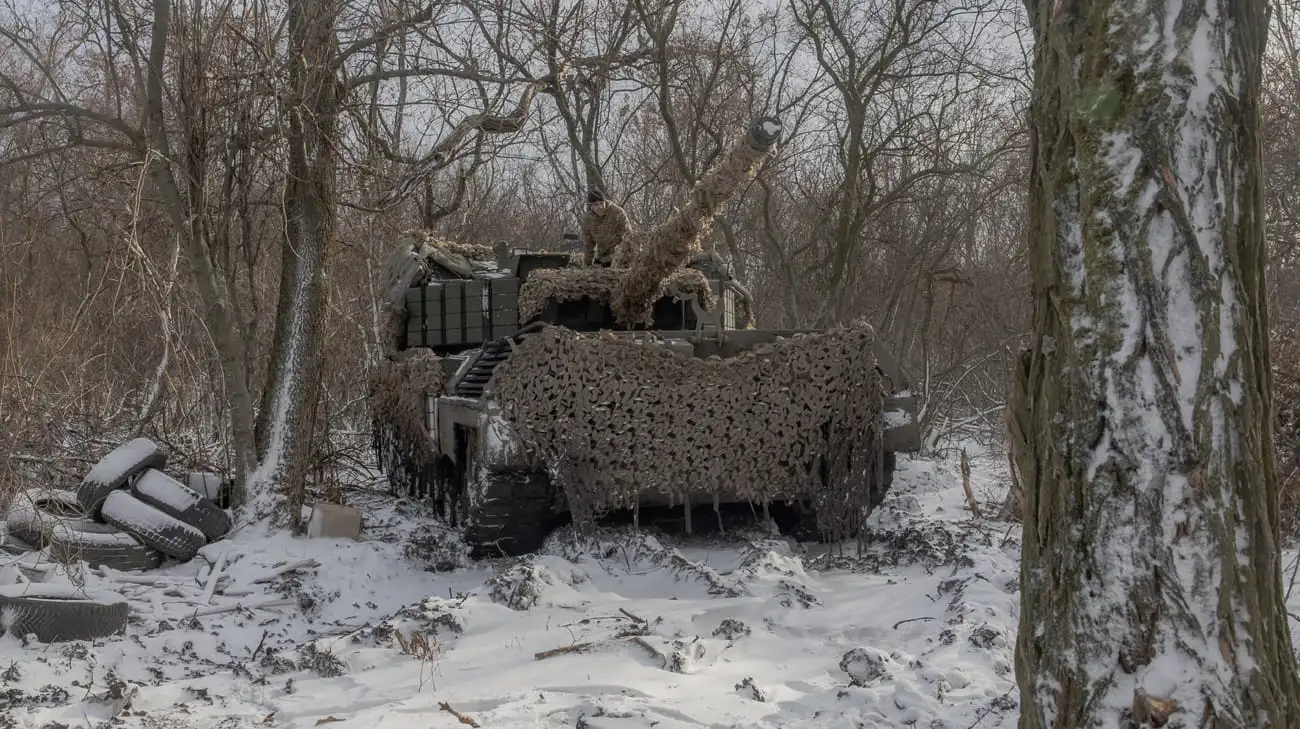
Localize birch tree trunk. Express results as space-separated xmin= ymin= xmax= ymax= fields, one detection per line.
xmin=250 ymin=0 xmax=340 ymax=517
xmin=1012 ymin=0 xmax=1300 ymax=727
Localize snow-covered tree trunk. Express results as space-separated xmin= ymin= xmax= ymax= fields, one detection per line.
xmin=249 ymin=0 xmax=340 ymax=518
xmin=1012 ymin=0 xmax=1300 ymax=727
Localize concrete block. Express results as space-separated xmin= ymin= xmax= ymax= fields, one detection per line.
xmin=307 ymin=503 xmax=362 ymax=540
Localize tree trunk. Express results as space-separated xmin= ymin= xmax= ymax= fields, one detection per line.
xmin=1013 ymin=0 xmax=1300 ymax=727
xmin=139 ymin=0 xmax=259 ymax=493
xmin=250 ymin=0 xmax=340 ymax=519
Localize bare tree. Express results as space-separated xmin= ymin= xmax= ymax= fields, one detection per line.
xmin=785 ymin=0 xmax=1017 ymax=327
xmin=1011 ymin=0 xmax=1300 ymax=725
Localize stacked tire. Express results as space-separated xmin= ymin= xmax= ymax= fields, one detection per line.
xmin=2 ymin=437 xmax=232 ymax=570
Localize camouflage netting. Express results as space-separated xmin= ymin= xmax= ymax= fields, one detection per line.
xmin=517 ymin=267 xmax=718 ymax=326
xmin=489 ymin=322 xmax=885 ymax=539
xmin=612 ymin=127 xmax=778 ymax=326
xmin=404 ymin=230 xmax=497 ymax=264
xmin=368 ymin=348 xmax=445 ymax=495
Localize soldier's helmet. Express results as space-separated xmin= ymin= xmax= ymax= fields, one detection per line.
xmin=750 ymin=116 xmax=783 ymax=149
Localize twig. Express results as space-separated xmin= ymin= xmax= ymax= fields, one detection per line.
xmin=534 ymin=641 xmax=600 ymax=660
xmin=892 ymin=616 xmax=937 ymax=630
xmin=966 ymin=688 xmax=1015 ymax=729
xmin=1286 ymin=550 xmax=1300 ymax=603
xmin=201 ymin=551 xmax=228 ymax=605
xmin=187 ymin=598 xmax=295 ymax=618
xmin=630 ymin=636 xmax=666 ymax=667
xmin=251 ymin=630 xmax=269 ymax=659
xmin=960 ymin=448 xmax=982 ymax=518
xmin=94 ymin=570 xmax=190 ymax=587
xmin=438 ymin=701 xmax=480 ymax=727
xmin=253 ymin=559 xmax=320 ymax=584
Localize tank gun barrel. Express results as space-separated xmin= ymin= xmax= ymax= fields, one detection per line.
xmin=613 ymin=116 xmax=782 ymax=326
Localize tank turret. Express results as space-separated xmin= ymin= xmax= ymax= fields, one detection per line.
xmin=611 ymin=116 xmax=782 ymax=326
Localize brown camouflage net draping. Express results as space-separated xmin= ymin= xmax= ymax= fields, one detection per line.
xmin=489 ymin=322 xmax=885 ymax=539
xmin=612 ymin=129 xmax=777 ymax=326
xmin=517 ymin=267 xmax=718 ymax=326
xmin=405 ymin=230 xmax=496 ymax=264
xmin=369 ymin=349 xmax=445 ymax=495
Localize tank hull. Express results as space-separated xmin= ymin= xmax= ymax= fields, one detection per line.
xmin=390 ymin=324 xmax=919 ymax=557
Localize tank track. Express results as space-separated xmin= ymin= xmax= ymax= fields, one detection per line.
xmin=463 ymin=470 xmax=554 ymax=558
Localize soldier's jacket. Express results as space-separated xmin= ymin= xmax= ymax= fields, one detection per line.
xmin=581 ymin=201 xmax=631 ymax=267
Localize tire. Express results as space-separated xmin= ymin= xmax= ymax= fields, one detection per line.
xmin=130 ymin=469 xmax=232 ymax=541
xmin=0 ymin=583 xmax=129 ymax=643
xmin=45 ymin=519 xmax=164 ymax=571
xmin=76 ymin=437 xmax=168 ymax=516
xmin=99 ymin=491 xmax=206 ymax=561
xmin=464 ymin=469 xmax=555 ymax=559
xmin=4 ymin=488 xmax=85 ymax=548
xmin=1 ymin=534 xmax=36 ymax=556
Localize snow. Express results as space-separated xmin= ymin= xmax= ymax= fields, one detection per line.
xmin=82 ymin=437 xmax=163 ymax=487
xmin=134 ymin=469 xmax=203 ymax=513
xmin=1 ymin=448 xmax=1294 ymax=728
xmin=0 ymin=582 xmax=127 ymax=606
xmin=883 ymin=408 xmax=913 ymax=427
xmin=48 ymin=521 xmax=142 ymax=547
xmin=0 ymin=451 xmax=1032 ymax=729
xmin=11 ymin=487 xmax=81 ymax=511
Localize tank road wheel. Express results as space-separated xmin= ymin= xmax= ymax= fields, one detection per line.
xmin=463 ymin=470 xmax=555 ymax=559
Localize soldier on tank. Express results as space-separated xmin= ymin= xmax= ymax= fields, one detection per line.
xmin=580 ymin=189 xmax=631 ymax=267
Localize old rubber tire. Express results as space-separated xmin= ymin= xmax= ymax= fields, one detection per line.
xmin=45 ymin=519 xmax=164 ymax=571
xmin=4 ymin=488 xmax=85 ymax=547
xmin=76 ymin=437 xmax=168 ymax=516
xmin=464 ymin=470 xmax=554 ymax=559
xmin=1 ymin=534 xmax=37 ymax=556
xmin=0 ymin=583 xmax=129 ymax=643
xmin=99 ymin=491 xmax=205 ymax=561
xmin=130 ymin=469 xmax=232 ymax=541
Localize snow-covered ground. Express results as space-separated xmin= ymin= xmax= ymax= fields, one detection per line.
xmin=1 ymin=450 xmax=1297 ymax=729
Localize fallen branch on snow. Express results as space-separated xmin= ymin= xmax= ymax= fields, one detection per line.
xmin=187 ymin=597 xmax=295 ymax=618
xmin=438 ymin=701 xmax=480 ymax=727
xmin=202 ymin=551 xmax=228 ymax=605
xmin=253 ymin=559 xmax=321 ymax=584
xmin=534 ymin=641 xmax=600 ymax=660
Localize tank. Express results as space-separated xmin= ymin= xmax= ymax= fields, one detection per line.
xmin=369 ymin=116 xmax=921 ymax=558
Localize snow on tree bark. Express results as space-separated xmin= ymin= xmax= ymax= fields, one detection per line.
xmin=249 ymin=0 xmax=340 ymax=518
xmin=1013 ymin=0 xmax=1300 ymax=727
